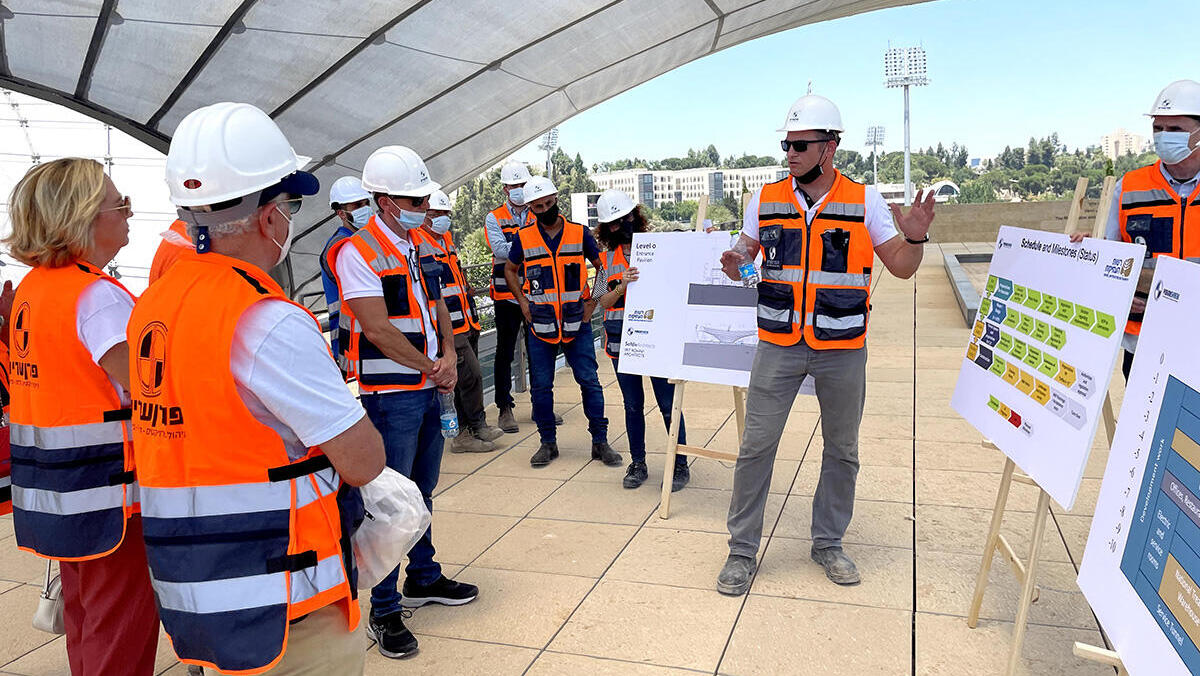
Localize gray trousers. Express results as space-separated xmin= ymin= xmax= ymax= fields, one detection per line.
xmin=453 ymin=330 xmax=488 ymax=430
xmin=727 ymin=340 xmax=867 ymax=557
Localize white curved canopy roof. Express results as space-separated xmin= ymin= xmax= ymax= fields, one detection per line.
xmin=0 ymin=0 xmax=925 ymax=299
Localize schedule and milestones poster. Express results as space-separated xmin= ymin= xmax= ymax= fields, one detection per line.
xmin=951 ymin=226 xmax=1143 ymax=508
xmin=1080 ymin=257 xmax=1200 ymax=675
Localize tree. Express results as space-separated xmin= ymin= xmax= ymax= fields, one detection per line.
xmin=957 ymin=181 xmax=996 ymax=203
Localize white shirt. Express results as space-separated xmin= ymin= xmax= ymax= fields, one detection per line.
xmin=232 ymin=300 xmax=365 ymax=460
xmin=76 ymin=279 xmax=134 ymax=405
xmin=741 ymin=182 xmax=900 ymax=247
xmin=334 ymin=224 xmax=440 ymax=375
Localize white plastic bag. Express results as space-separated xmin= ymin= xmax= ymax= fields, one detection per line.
xmin=352 ymin=467 xmax=431 ymax=589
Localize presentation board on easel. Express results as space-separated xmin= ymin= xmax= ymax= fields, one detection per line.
xmin=951 ymin=225 xmax=1143 ymax=508
xmin=1079 ymin=256 xmax=1200 ymax=676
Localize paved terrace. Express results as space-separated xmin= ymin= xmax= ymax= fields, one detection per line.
xmin=0 ymin=243 xmax=1120 ymax=675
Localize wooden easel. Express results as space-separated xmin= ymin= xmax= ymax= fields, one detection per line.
xmin=657 ymin=195 xmax=749 ymax=518
xmin=966 ymin=176 xmax=1127 ymax=674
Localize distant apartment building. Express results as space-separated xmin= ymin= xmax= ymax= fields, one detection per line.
xmin=1101 ymin=128 xmax=1150 ymax=160
xmin=591 ymin=165 xmax=790 ymax=208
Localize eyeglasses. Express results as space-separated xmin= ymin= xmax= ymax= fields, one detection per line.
xmin=275 ymin=198 xmax=303 ymax=215
xmin=780 ymin=139 xmax=831 ymax=153
xmin=98 ymin=195 xmax=132 ymax=216
xmin=391 ymin=194 xmax=428 ymax=208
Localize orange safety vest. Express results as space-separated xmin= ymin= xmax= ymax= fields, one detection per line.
xmin=327 ymin=216 xmax=442 ymax=392
xmin=755 ymin=171 xmax=874 ymax=349
xmin=0 ymin=342 xmax=10 ymax=516
xmin=416 ymin=227 xmax=480 ymax=335
xmin=601 ymin=247 xmax=630 ymax=359
xmin=9 ymin=261 xmax=138 ymax=560
xmin=1116 ymin=161 xmax=1200 ymax=336
xmin=149 ymin=220 xmax=193 ymax=285
xmin=517 ymin=216 xmax=592 ymax=344
xmin=129 ymin=253 xmax=356 ymax=675
xmin=488 ymin=203 xmax=531 ymax=301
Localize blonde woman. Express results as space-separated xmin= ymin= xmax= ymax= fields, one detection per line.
xmin=5 ymin=158 xmax=158 ymax=675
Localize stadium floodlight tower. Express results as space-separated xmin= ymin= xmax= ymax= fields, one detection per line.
xmin=865 ymin=125 xmax=885 ymax=190
xmin=539 ymin=127 xmax=560 ymax=181
xmin=884 ymin=45 xmax=929 ymax=206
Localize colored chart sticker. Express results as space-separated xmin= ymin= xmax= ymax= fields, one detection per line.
xmin=988 ymin=301 xmax=1008 ymax=325
xmin=1016 ymin=369 xmax=1036 ymax=394
xmin=1074 ymin=371 xmax=1096 ymax=398
xmin=1032 ymin=380 xmax=1051 ymax=405
xmin=986 ymin=275 xmax=998 ymax=294
xmin=1023 ymin=345 xmax=1042 ymax=368
xmin=1092 ymin=311 xmax=1117 ymax=338
xmin=990 ymin=355 xmax=1007 ymax=377
xmin=1055 ymin=361 xmax=1077 ymax=388
xmin=973 ymin=321 xmax=985 ymax=339
xmin=1017 ymin=313 xmax=1036 ymax=335
xmin=1071 ymin=305 xmax=1096 ymax=331
xmin=1002 ymin=308 xmax=1021 ymax=329
xmin=1039 ymin=354 xmax=1059 ymax=379
xmin=999 ymin=403 xmax=1011 ymax=418
xmin=983 ymin=323 xmax=1000 ymax=347
xmin=1003 ymin=361 xmax=1021 ymax=385
xmin=1008 ymin=409 xmax=1022 ymax=427
xmin=1011 ymin=285 xmax=1028 ymax=305
xmin=1047 ymin=388 xmax=1069 ymax=417
xmin=1010 ymin=339 xmax=1028 ymax=360
xmin=996 ymin=278 xmax=1014 ymax=300
xmin=1053 ymin=298 xmax=1075 ymax=323
xmin=997 ymin=332 xmax=1014 ymax=353
xmin=979 ymin=297 xmax=992 ymax=318
xmin=987 ymin=395 xmax=1001 ymax=411
xmin=1038 ymin=293 xmax=1057 ymax=315
xmin=1020 ymin=420 xmax=1034 ymax=436
xmin=1065 ymin=398 xmax=1086 ymax=430
xmin=1048 ymin=325 xmax=1068 ymax=350
xmin=975 ymin=345 xmax=994 ymax=370
xmin=966 ymin=342 xmax=979 ymax=361
xmin=1023 ymin=288 xmax=1041 ymax=310
xmin=1032 ymin=320 xmax=1050 ymax=343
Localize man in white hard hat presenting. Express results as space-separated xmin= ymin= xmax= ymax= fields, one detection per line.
xmin=1071 ymin=80 xmax=1200 ymax=380
xmin=132 ymin=101 xmax=386 ymax=675
xmin=321 ymin=176 xmax=373 ymax=377
xmin=327 ymin=146 xmax=478 ymax=659
xmin=716 ymin=94 xmax=936 ymax=594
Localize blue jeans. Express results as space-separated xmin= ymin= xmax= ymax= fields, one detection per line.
xmin=527 ymin=324 xmax=607 ymax=444
xmin=362 ymin=388 xmax=443 ymax=617
xmin=611 ymin=357 xmax=687 ymax=464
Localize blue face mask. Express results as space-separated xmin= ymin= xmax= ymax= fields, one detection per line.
xmin=348 ymin=205 xmax=372 ymax=229
xmin=508 ymin=187 xmax=525 ymax=206
xmin=1154 ymin=130 xmax=1199 ymax=165
xmin=396 ymin=207 xmax=425 ymax=229
xmin=430 ymin=215 xmax=452 ymax=235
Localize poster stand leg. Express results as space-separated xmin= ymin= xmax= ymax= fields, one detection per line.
xmin=658 ymin=381 xmax=744 ymax=519
xmin=1072 ymin=642 xmax=1128 ymax=674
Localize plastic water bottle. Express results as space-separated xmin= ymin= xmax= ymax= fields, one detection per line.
xmin=438 ymin=392 xmax=460 ymax=438
xmin=732 ymin=239 xmax=760 ymax=287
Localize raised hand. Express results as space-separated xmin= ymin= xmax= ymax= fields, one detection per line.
xmin=888 ymin=189 xmax=936 ymax=242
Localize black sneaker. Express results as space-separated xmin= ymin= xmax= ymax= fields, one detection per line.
xmin=530 ymin=442 xmax=559 ymax=467
xmin=671 ymin=462 xmax=691 ymax=492
xmin=401 ymin=575 xmax=479 ymax=608
xmin=623 ymin=461 xmax=648 ymax=489
xmin=367 ymin=609 xmax=418 ymax=659
xmin=591 ymin=442 xmax=622 ymax=467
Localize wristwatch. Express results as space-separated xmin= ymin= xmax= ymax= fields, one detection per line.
xmin=904 ymin=233 xmax=929 ymax=245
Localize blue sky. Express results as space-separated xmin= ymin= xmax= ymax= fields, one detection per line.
xmin=513 ymin=0 xmax=1197 ymax=167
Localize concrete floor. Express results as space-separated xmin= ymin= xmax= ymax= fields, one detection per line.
xmin=0 ymin=242 xmax=1120 ymax=675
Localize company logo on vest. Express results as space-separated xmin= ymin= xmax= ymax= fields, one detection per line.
xmin=133 ymin=321 xmax=184 ymax=430
xmin=12 ymin=303 xmax=30 ymax=358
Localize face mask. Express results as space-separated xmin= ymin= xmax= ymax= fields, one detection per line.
xmin=385 ymin=197 xmax=425 ymax=231
xmin=430 ymin=215 xmax=452 ymax=235
xmin=271 ymin=204 xmax=295 ymax=268
xmin=508 ymin=187 xmax=525 ymax=205
xmin=347 ymin=205 xmax=372 ymax=229
xmin=795 ymin=144 xmax=829 ymax=185
xmin=535 ymin=203 xmax=560 ymax=226
xmin=1154 ymin=130 xmax=1199 ymax=165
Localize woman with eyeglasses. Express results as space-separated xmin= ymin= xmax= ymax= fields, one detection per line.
xmin=4 ymin=158 xmax=159 ymax=675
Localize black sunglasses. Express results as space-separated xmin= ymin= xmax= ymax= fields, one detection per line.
xmin=780 ymin=138 xmax=831 ymax=153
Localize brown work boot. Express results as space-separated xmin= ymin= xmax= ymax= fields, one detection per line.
xmin=451 ymin=434 xmax=495 ymax=454
xmin=497 ymin=407 xmax=519 ymax=433
xmin=472 ymin=424 xmax=504 ymax=442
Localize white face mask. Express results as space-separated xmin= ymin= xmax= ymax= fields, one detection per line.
xmin=347 ymin=205 xmax=372 ymax=229
xmin=508 ymin=187 xmax=525 ymax=206
xmin=430 ymin=215 xmax=452 ymax=235
xmin=272 ymin=204 xmax=295 ymax=268
xmin=1154 ymin=130 xmax=1200 ymax=165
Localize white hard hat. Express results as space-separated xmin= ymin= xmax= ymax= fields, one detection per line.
xmin=166 ymin=102 xmax=314 ymax=207
xmin=777 ymin=94 xmax=844 ymax=133
xmin=500 ymin=161 xmax=532 ymax=185
xmin=523 ymin=176 xmax=558 ymax=203
xmin=596 ymin=189 xmax=636 ymax=223
xmin=429 ymin=189 xmax=452 ymax=211
xmin=329 ymin=175 xmax=370 ymax=207
xmin=361 ymin=145 xmax=441 ymax=197
xmin=1147 ymin=80 xmax=1200 ymax=117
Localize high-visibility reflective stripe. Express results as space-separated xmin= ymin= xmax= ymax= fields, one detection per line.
xmin=153 ymin=569 xmax=287 ymax=614
xmin=759 ymin=201 xmax=800 ymax=219
xmin=532 ymin=321 xmax=556 ymax=334
xmin=296 ymin=467 xmax=340 ymax=509
xmin=763 ymin=268 xmax=805 ymax=282
xmin=562 ymin=321 xmax=583 ymax=333
xmin=524 ymin=246 xmax=550 ymax=259
xmin=560 ymin=290 xmax=583 ymax=302
xmin=370 ymin=255 xmax=404 ymax=274
xmin=360 ymin=358 xmax=421 ymax=376
xmin=758 ymin=305 xmax=791 ymax=322
xmin=0 ymin=476 xmax=10 ymax=490
xmin=527 ymin=292 xmax=559 ymax=303
xmin=605 ymin=309 xmax=625 ymax=321
xmin=1122 ymin=189 xmax=1174 ymax=206
xmin=605 ymin=264 xmax=626 ymax=278
xmin=442 ymin=284 xmax=463 ymax=297
xmin=807 ymin=271 xmax=871 ymax=286
xmin=327 ymin=300 xmax=340 ymax=315
xmin=126 ymin=482 xmax=140 ymax=507
xmin=821 ymin=202 xmax=866 ymax=218
xmin=12 ymin=484 xmax=124 ymax=515
xmin=449 ymin=310 xmax=465 ymax=322
xmin=559 ymin=242 xmax=584 ymax=255
xmin=812 ymin=313 xmax=866 ymax=330
xmin=10 ymin=421 xmax=125 ymax=450
xmin=416 ymin=242 xmax=438 ymax=257
xmin=142 ymin=481 xmax=290 ymax=518
xmin=389 ymin=317 xmax=424 ymax=333
xmin=290 ymin=554 xmax=346 ymax=604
